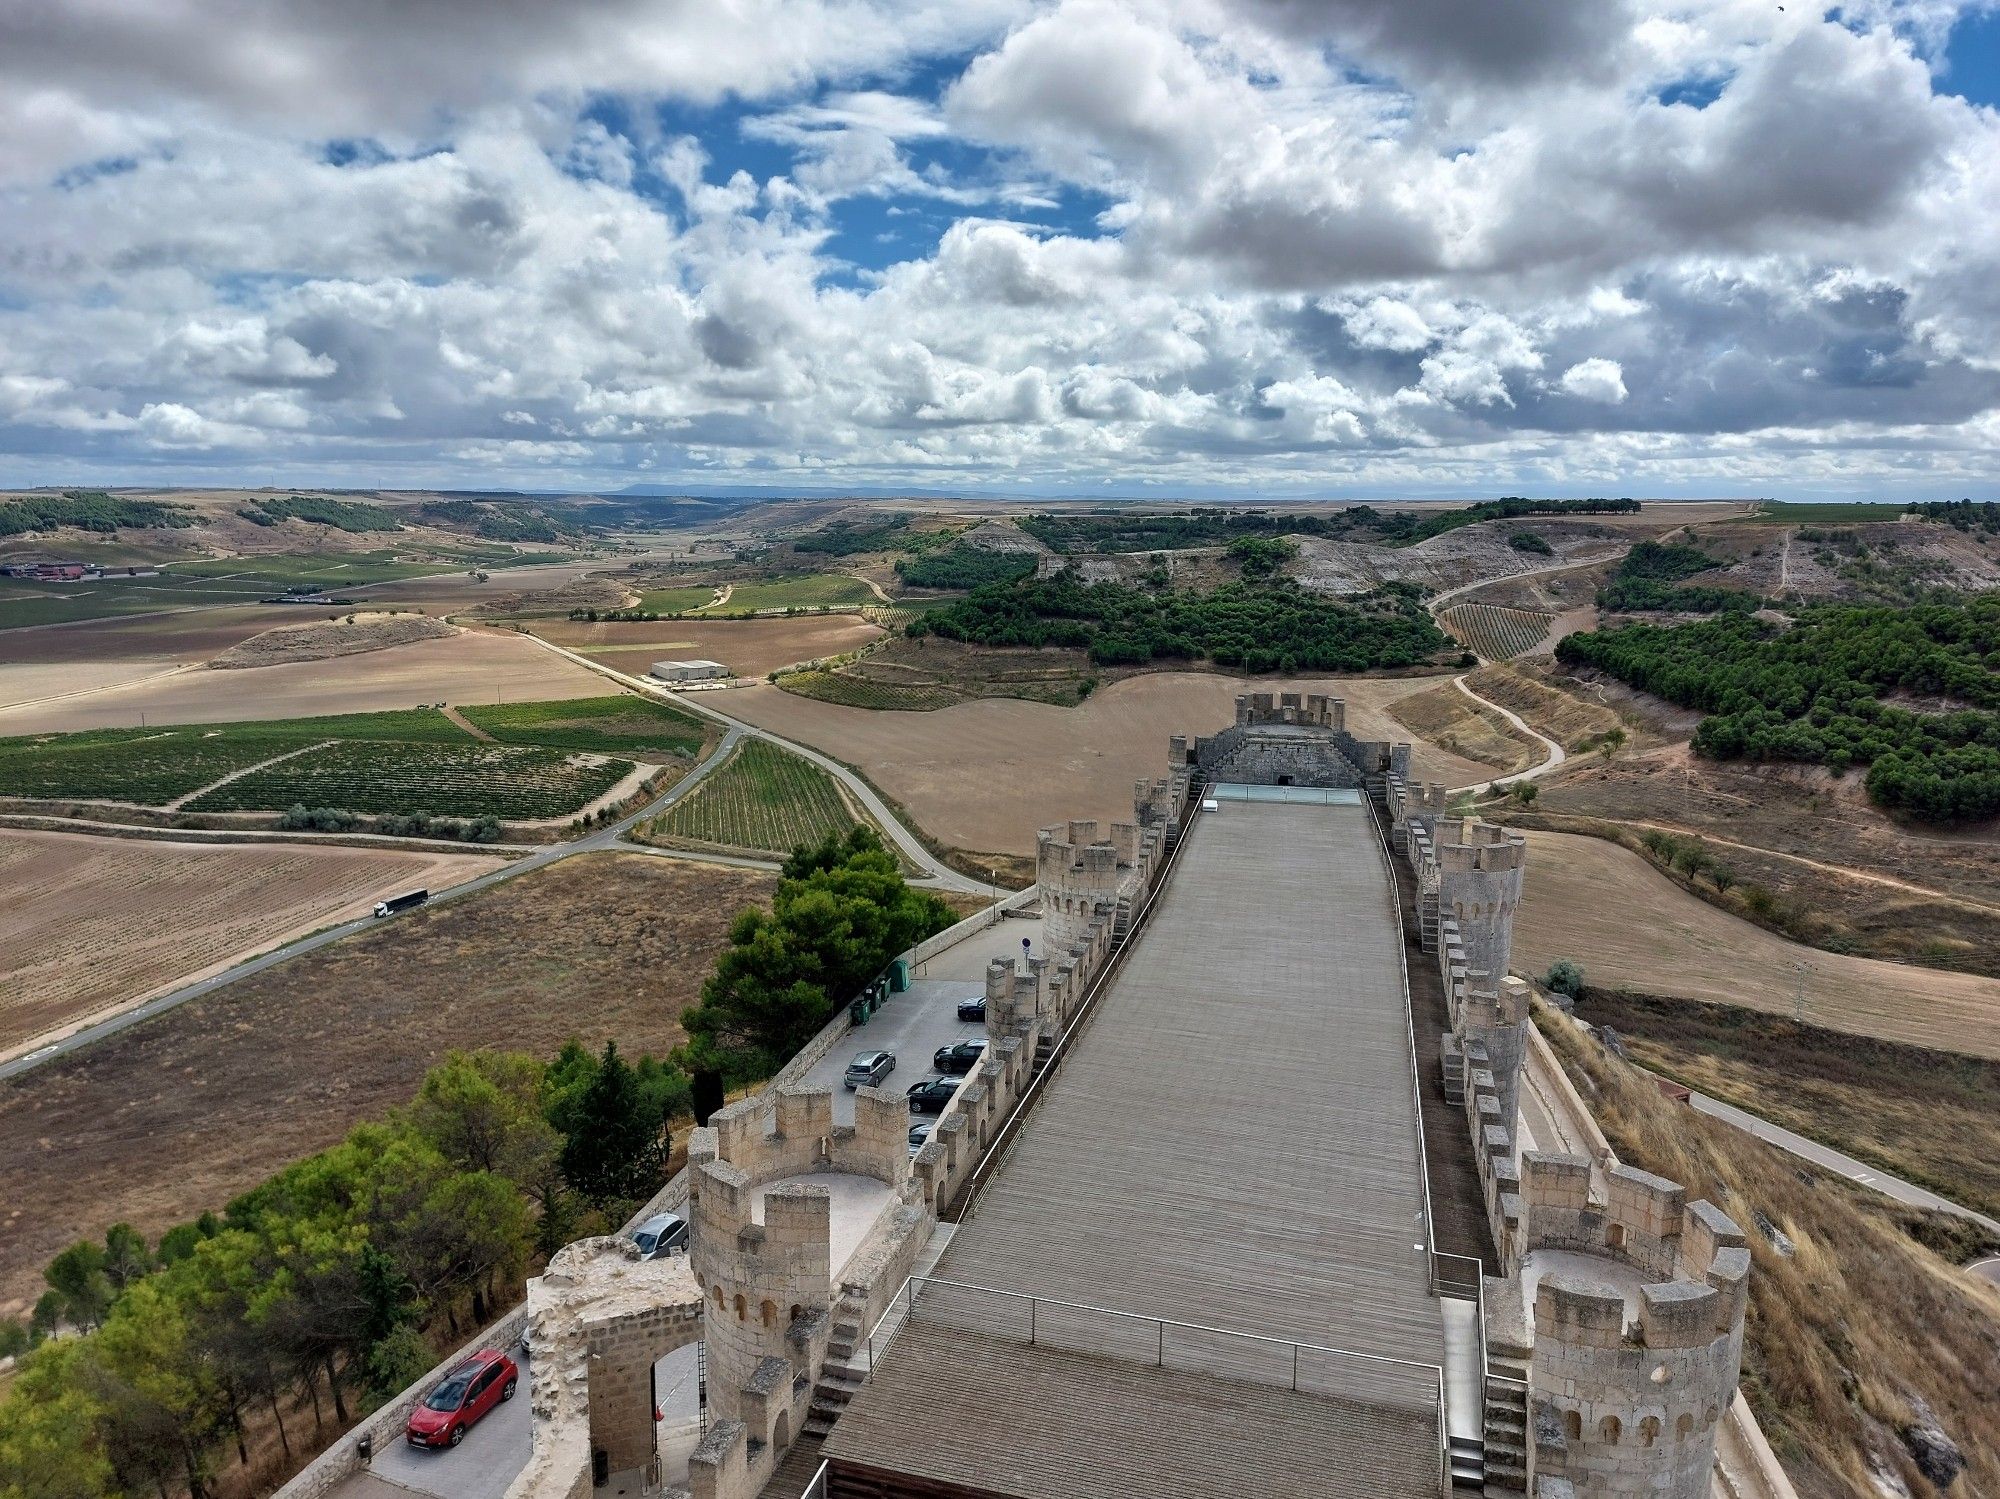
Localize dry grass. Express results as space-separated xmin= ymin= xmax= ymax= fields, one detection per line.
xmin=1467 ymin=661 xmax=1685 ymax=750
xmin=1574 ymin=990 xmax=2000 ymax=1223
xmin=0 ymin=851 xmax=774 ymax=1315
xmin=0 ymin=828 xmax=506 ymax=1053
xmin=1386 ymin=682 xmax=1538 ymax=771
xmin=1512 ymin=829 xmax=2000 ymax=1058
xmin=1544 ymin=1012 xmax=2000 ymax=1499
xmin=535 ymin=612 xmax=882 ymax=679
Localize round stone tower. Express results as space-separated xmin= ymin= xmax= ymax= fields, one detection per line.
xmin=1518 ymin=1155 xmax=1752 ymax=1498
xmin=1035 ymin=819 xmax=1124 ymax=955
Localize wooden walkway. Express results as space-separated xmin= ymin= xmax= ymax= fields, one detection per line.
xmin=826 ymin=796 xmax=1447 ymax=1499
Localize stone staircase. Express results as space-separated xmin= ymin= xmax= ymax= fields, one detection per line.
xmin=802 ymin=1301 xmax=868 ymax=1440
xmin=1481 ymin=1363 xmax=1531 ymax=1493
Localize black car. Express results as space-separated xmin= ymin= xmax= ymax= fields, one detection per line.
xmin=956 ymin=996 xmax=986 ymax=1022
xmin=933 ymin=1040 xmax=986 ymax=1074
xmin=906 ymin=1078 xmax=958 ymax=1114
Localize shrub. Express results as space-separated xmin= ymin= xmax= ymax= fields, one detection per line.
xmin=1545 ymin=958 xmax=1585 ymax=998
xmin=276 ymin=804 xmax=360 ymax=832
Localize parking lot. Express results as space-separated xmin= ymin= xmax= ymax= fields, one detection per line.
xmin=795 ymin=977 xmax=986 ymax=1125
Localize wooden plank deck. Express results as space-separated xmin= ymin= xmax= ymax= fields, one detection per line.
xmin=825 ymin=796 xmax=1448 ymax=1499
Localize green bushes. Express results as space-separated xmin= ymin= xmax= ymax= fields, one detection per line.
xmin=895 ymin=545 xmax=1037 ymax=590
xmin=1509 ymin=531 xmax=1554 ymax=555
xmin=1558 ymin=597 xmax=2000 ymax=820
xmin=238 ymin=496 xmax=402 ymax=533
xmin=913 ymin=572 xmax=1448 ymax=672
xmin=1597 ymin=540 xmax=1764 ymax=614
xmin=1225 ymin=535 xmax=1299 ymax=578
xmin=678 ymin=826 xmax=955 ymax=1082
xmin=0 ymin=492 xmax=195 ymax=536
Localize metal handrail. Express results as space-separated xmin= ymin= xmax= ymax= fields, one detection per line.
xmin=801 ymin=1458 xmax=829 ymax=1497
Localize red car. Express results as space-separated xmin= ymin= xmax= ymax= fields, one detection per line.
xmin=405 ymin=1349 xmax=518 ymax=1449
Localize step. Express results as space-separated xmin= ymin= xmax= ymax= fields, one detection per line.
xmin=1448 ymin=1437 xmax=1484 ymax=1457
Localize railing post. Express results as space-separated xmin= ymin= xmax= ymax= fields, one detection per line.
xmin=1292 ymin=1343 xmax=1299 ymax=1392
xmin=1156 ymin=1320 xmax=1164 ymax=1367
xmin=1030 ymin=1297 xmax=1037 ymax=1346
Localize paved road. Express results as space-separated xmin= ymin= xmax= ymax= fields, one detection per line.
xmin=515 ymin=636 xmax=1000 ymax=897
xmin=1652 ymin=1072 xmax=2000 ymax=1234
xmin=356 ymin=1350 xmax=532 ymax=1499
xmin=0 ymin=728 xmax=745 ymax=1084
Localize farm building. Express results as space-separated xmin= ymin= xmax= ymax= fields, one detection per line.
xmin=650 ymin=658 xmax=730 ymax=684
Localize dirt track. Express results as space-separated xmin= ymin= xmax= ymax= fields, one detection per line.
xmin=0 ymin=851 xmax=773 ymax=1314
xmin=723 ymin=670 xmax=1492 ymax=855
xmin=0 ymin=828 xmax=505 ymax=1054
xmin=1513 ymin=830 xmax=2000 ymax=1059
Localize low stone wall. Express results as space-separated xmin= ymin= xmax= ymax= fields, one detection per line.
xmin=275 ymin=1303 xmax=532 ymax=1499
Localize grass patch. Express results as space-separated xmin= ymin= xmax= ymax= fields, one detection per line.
xmin=708 ymin=574 xmax=875 ymax=611
xmin=461 ymin=693 xmax=707 ymax=758
xmin=638 ymin=737 xmax=863 ymax=857
xmin=1746 ymin=501 xmax=1909 ymax=524
xmin=640 ymin=584 xmax=720 ymax=613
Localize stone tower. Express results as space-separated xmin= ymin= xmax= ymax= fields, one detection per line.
xmin=1434 ymin=817 xmax=1527 ymax=997
xmin=1035 ymin=819 xmax=1129 ymax=955
xmin=1516 ymin=1154 xmax=1751 ymax=1498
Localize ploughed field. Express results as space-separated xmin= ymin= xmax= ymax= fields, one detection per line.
xmin=0 ymin=852 xmax=775 ymax=1316
xmin=0 ymin=695 xmax=708 ymax=821
xmin=0 ymin=828 xmax=505 ymax=1055
xmin=636 ymin=736 xmax=867 ymax=859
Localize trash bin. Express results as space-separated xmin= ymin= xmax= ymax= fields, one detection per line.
xmin=889 ymin=957 xmax=911 ymax=992
xmin=849 ymin=998 xmax=869 ymax=1026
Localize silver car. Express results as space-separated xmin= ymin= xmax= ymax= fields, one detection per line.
xmin=631 ymin=1211 xmax=689 ymax=1259
xmin=844 ymin=1050 xmax=895 ymax=1089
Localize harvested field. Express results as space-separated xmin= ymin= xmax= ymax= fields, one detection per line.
xmin=0 ymin=628 xmax=605 ymax=734
xmin=0 ymin=828 xmax=503 ymax=1057
xmin=722 ymin=671 xmax=1493 ymax=855
xmin=1387 ymin=682 xmax=1538 ymax=771
xmin=536 ymin=612 xmax=882 ymax=679
xmin=638 ymin=737 xmax=863 ymax=859
xmin=0 ymin=852 xmax=774 ymax=1315
xmin=1465 ymin=661 xmax=1683 ymax=750
xmin=1513 ymin=829 xmax=2000 ymax=1058
xmin=206 ymin=611 xmax=455 ymax=667
xmin=0 ymin=604 xmax=341 ymax=670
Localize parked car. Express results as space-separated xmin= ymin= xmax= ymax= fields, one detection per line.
xmin=933 ymin=1040 xmax=986 ymax=1074
xmin=906 ymin=1077 xmax=958 ymax=1114
xmin=956 ymin=996 xmax=986 ymax=1022
xmin=844 ymin=1050 xmax=895 ymax=1089
xmin=631 ymin=1211 xmax=689 ymax=1259
xmin=406 ymin=1349 xmax=518 ymax=1449
xmin=908 ymin=1122 xmax=933 ymax=1155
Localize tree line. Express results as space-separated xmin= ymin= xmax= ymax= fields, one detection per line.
xmin=0 ymin=828 xmax=950 ymax=1498
xmin=1557 ymin=596 xmax=2000 ymax=821
xmin=0 ymin=493 xmax=195 ymax=538
xmin=909 ymin=569 xmax=1450 ymax=674
xmin=1597 ymin=540 xmax=1766 ymax=614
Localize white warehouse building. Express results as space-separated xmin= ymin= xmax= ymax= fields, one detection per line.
xmin=650 ymin=658 xmax=730 ymax=684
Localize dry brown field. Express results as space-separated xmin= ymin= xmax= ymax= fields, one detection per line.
xmin=0 ymin=604 xmax=330 ymax=668
xmin=723 ymin=670 xmax=1494 ymax=855
xmin=362 ymin=558 xmax=617 ymax=614
xmin=1513 ymin=829 xmax=2000 ymax=1059
xmin=0 ymin=828 xmax=506 ymax=1056
xmin=0 ymin=851 xmax=774 ymax=1315
xmin=0 ymin=628 xmax=605 ymax=733
xmin=1387 ymin=682 xmax=1538 ymax=771
xmin=534 ymin=612 xmax=883 ymax=679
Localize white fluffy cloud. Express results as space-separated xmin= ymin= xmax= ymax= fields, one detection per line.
xmin=0 ymin=0 xmax=1995 ymax=495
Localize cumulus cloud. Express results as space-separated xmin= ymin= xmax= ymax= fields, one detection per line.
xmin=0 ymin=0 xmax=1996 ymax=495
xmin=1559 ymin=359 xmax=1629 ymax=404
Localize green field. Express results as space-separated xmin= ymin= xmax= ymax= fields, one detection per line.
xmin=1745 ymin=501 xmax=1908 ymax=524
xmin=705 ymin=575 xmax=875 ymax=612
xmin=0 ymin=574 xmax=273 ymax=629
xmin=461 ymin=695 xmax=707 ymax=757
xmin=185 ymin=740 xmax=630 ymax=819
xmin=162 ymin=551 xmax=452 ymax=586
xmin=0 ymin=700 xmax=691 ymax=818
xmin=640 ymin=737 xmax=862 ymax=856
xmin=638 ymin=584 xmax=719 ymax=613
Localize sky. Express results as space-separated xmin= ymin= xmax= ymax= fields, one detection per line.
xmin=1 ymin=1 xmax=1998 ymax=500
